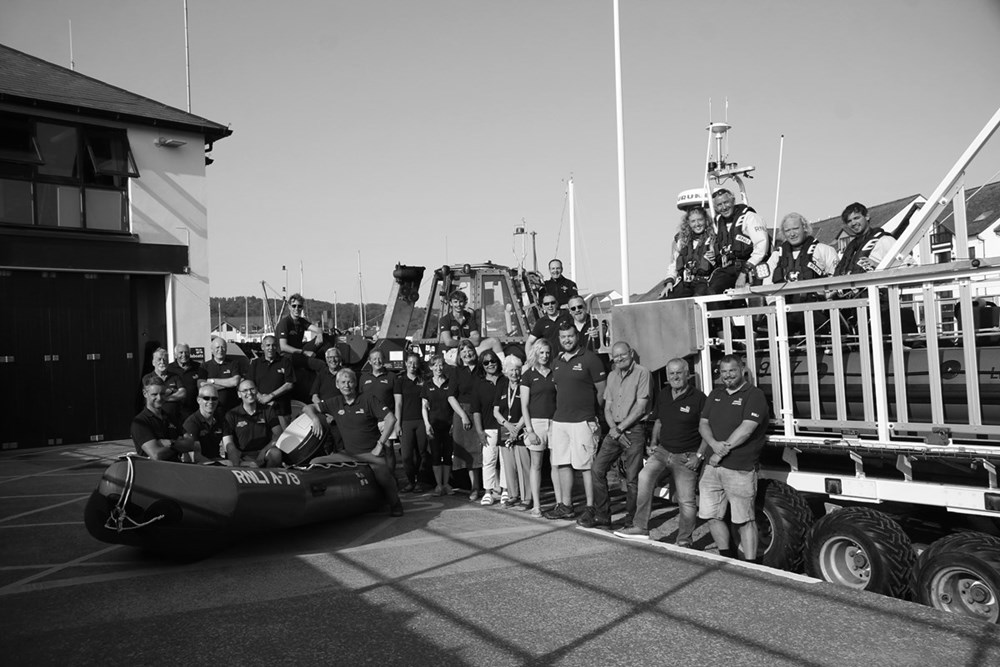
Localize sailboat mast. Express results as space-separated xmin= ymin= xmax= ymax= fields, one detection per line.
xmin=613 ymin=0 xmax=630 ymax=304
xmin=568 ymin=176 xmax=576 ymax=282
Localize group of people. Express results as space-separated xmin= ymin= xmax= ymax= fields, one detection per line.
xmin=660 ymin=190 xmax=896 ymax=303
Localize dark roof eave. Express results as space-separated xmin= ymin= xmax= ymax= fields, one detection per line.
xmin=0 ymin=91 xmax=232 ymax=143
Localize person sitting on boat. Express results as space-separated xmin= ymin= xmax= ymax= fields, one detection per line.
xmin=275 ymin=293 xmax=327 ymax=373
xmin=767 ymin=212 xmax=840 ymax=302
xmin=141 ymin=347 xmax=187 ymax=425
xmin=182 ymin=384 xmax=224 ymax=460
xmin=222 ymin=380 xmax=283 ymax=468
xmin=248 ymin=335 xmax=296 ymax=430
xmin=538 ymin=258 xmax=579 ymax=309
xmin=438 ymin=290 xmax=477 ymax=350
xmin=360 ymin=348 xmax=399 ymax=480
xmin=707 ymin=188 xmax=770 ymax=295
xmin=834 ymin=202 xmax=895 ymax=277
xmin=305 ymin=368 xmax=404 ymax=517
xmin=660 ymin=206 xmax=716 ymax=299
xmin=311 ymin=347 xmax=346 ymax=453
xmin=201 ymin=337 xmax=249 ymax=414
xmin=131 ymin=375 xmax=199 ymax=462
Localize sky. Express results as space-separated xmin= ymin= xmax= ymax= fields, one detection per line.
xmin=3 ymin=0 xmax=1000 ymax=305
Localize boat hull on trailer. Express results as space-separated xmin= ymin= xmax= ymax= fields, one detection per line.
xmin=84 ymin=456 xmax=385 ymax=557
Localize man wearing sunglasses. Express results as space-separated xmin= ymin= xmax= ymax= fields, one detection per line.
xmin=537 ymin=259 xmax=578 ymax=309
xmin=566 ymin=297 xmax=600 ymax=352
xmin=276 ymin=293 xmax=327 ymax=372
xmin=222 ymin=380 xmax=283 ymax=468
xmin=182 ymin=385 xmax=224 ymax=460
xmin=526 ymin=295 xmax=571 ymax=356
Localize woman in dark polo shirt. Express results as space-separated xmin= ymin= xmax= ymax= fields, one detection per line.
xmin=448 ymin=339 xmax=484 ymax=500
xmin=520 ymin=339 xmax=558 ymax=517
xmin=421 ymin=353 xmax=454 ymax=496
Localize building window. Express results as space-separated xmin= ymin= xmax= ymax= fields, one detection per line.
xmin=0 ymin=111 xmax=138 ymax=232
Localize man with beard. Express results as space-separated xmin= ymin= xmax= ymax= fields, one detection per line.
xmin=834 ymin=202 xmax=895 ymax=276
xmin=698 ymin=355 xmax=769 ymax=562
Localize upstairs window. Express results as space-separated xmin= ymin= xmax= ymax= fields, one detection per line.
xmin=0 ymin=112 xmax=138 ymax=232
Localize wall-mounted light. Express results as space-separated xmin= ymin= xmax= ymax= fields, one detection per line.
xmin=155 ymin=137 xmax=187 ymax=148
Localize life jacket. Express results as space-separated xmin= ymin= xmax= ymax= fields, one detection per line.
xmin=836 ymin=227 xmax=887 ymax=275
xmin=716 ymin=204 xmax=757 ymax=264
xmin=773 ymin=236 xmax=824 ymax=283
xmin=675 ymin=234 xmax=713 ymax=280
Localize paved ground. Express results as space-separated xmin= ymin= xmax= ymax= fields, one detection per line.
xmin=2 ymin=442 xmax=1000 ymax=666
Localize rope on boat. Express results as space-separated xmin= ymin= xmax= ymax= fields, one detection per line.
xmin=104 ymin=455 xmax=166 ymax=533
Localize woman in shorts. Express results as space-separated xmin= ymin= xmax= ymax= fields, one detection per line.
xmin=520 ymin=339 xmax=559 ymax=517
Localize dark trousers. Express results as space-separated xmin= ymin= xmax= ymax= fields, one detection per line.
xmin=399 ymin=419 xmax=429 ymax=483
xmin=592 ymin=429 xmax=646 ymax=521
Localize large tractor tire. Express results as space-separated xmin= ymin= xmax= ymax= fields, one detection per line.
xmin=913 ymin=531 xmax=1000 ymax=623
xmin=805 ymin=506 xmax=915 ymax=599
xmin=756 ymin=480 xmax=813 ymax=572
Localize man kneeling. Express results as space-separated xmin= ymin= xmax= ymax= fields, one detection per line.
xmin=305 ymin=368 xmax=404 ymax=517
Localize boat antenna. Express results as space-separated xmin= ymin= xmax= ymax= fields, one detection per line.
xmin=772 ymin=134 xmax=785 ymax=246
xmin=68 ymin=20 xmax=74 ymax=71
xmin=183 ymin=0 xmax=192 ymax=112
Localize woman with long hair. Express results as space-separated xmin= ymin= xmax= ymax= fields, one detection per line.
xmin=447 ymin=339 xmax=484 ymax=500
xmin=421 ymin=353 xmax=454 ymax=496
xmin=520 ymin=338 xmax=558 ymax=517
xmin=660 ymin=206 xmax=716 ymax=299
xmin=394 ymin=351 xmax=428 ymax=493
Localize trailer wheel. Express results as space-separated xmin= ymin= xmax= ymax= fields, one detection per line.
xmin=756 ymin=480 xmax=813 ymax=572
xmin=805 ymin=507 xmax=915 ymax=599
xmin=913 ymin=532 xmax=1000 ymax=623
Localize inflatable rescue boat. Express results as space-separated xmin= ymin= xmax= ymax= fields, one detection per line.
xmin=84 ymin=424 xmax=385 ymax=557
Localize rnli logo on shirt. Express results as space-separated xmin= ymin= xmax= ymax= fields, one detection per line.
xmin=732 ymin=398 xmax=743 ymax=406
xmin=337 ymin=409 xmax=346 ymax=416
xmin=353 ymin=408 xmax=365 ymax=414
xmin=278 ymin=368 xmax=285 ymax=375
xmin=680 ymin=406 xmax=690 ymax=413
xmin=572 ymin=363 xmax=583 ymax=371
xmin=222 ymin=369 xmax=232 ymax=376
xmin=236 ymin=420 xmax=248 ymax=428
xmin=751 ymin=411 xmax=761 ymax=418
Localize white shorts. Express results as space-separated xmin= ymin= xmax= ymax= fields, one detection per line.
xmin=549 ymin=420 xmax=599 ymax=470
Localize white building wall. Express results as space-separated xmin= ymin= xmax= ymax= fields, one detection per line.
xmin=128 ymin=126 xmax=212 ymax=355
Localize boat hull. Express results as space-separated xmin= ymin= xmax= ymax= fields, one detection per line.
xmin=84 ymin=457 xmax=384 ymax=557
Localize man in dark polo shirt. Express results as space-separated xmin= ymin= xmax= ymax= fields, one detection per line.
xmin=182 ymin=384 xmax=224 ymax=460
xmin=141 ymin=347 xmax=187 ymax=424
xmin=249 ymin=335 xmax=296 ymax=430
xmin=311 ymin=347 xmax=344 ymax=406
xmin=276 ymin=293 xmax=327 ymax=372
xmin=438 ymin=290 xmax=476 ymax=349
xmin=616 ymin=358 xmax=706 ymax=544
xmin=566 ymin=296 xmax=601 ymax=352
xmin=581 ymin=341 xmax=650 ymax=530
xmin=525 ymin=294 xmax=570 ymax=357
xmin=131 ymin=376 xmax=197 ymax=461
xmin=699 ymin=354 xmax=769 ymax=562
xmin=201 ymin=337 xmax=249 ymax=414
xmin=222 ymin=379 xmax=283 ymax=468
xmin=305 ymin=368 xmax=403 ymax=516
xmin=537 ymin=258 xmax=578 ymax=309
xmin=167 ymin=342 xmax=203 ymax=419
xmin=543 ymin=322 xmax=607 ymax=520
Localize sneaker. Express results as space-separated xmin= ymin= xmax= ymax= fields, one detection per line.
xmin=543 ymin=503 xmax=574 ymax=520
xmin=480 ymin=493 xmax=495 ymax=506
xmin=614 ymin=526 xmax=650 ymax=540
xmin=389 ymin=503 xmax=404 ymax=517
xmin=500 ymin=489 xmax=510 ymax=504
xmin=577 ymin=507 xmax=611 ymax=529
xmin=469 ymin=489 xmax=480 ymax=501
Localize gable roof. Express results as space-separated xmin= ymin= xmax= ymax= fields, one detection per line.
xmin=0 ymin=43 xmax=231 ymax=143
xmin=811 ymin=194 xmax=922 ymax=245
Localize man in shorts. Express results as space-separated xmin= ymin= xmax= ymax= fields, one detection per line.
xmin=543 ymin=322 xmax=606 ymax=520
xmin=698 ymin=354 xmax=769 ymax=562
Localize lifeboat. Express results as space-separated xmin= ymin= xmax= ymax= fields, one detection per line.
xmin=84 ymin=455 xmax=385 ymax=558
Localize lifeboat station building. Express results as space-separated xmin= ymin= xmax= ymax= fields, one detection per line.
xmin=0 ymin=44 xmax=231 ymax=449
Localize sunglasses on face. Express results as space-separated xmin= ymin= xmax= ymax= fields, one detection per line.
xmin=199 ymin=395 xmax=219 ymax=401
xmin=483 ymin=359 xmax=499 ymax=366
xmin=569 ymin=305 xmax=585 ymax=312
xmin=543 ymin=301 xmax=557 ymax=306
xmin=290 ymin=304 xmax=303 ymax=309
